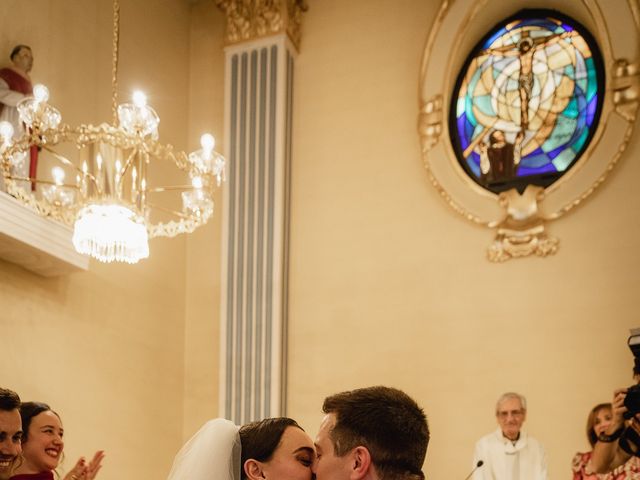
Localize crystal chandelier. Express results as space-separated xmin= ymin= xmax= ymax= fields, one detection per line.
xmin=0 ymin=0 xmax=225 ymax=264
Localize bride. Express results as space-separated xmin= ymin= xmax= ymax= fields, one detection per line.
xmin=167 ymin=417 xmax=315 ymax=480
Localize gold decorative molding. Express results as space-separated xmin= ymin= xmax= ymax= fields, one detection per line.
xmin=611 ymin=59 xmax=639 ymax=122
xmin=488 ymin=186 xmax=558 ymax=262
xmin=418 ymin=0 xmax=640 ymax=262
xmin=418 ymin=95 xmax=443 ymax=154
xmin=215 ymin=0 xmax=308 ymax=50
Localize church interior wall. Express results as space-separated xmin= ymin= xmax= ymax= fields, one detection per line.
xmin=0 ymin=1 xmax=638 ymax=480
xmin=0 ymin=1 xmax=195 ymax=479
xmin=285 ymin=1 xmax=640 ymax=480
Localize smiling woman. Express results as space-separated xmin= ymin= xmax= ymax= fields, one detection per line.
xmin=10 ymin=403 xmax=104 ymax=480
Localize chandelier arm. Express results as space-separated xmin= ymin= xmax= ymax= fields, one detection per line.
xmin=40 ymin=145 xmax=96 ymax=181
xmin=40 ymin=145 xmax=100 ymax=189
xmin=118 ymin=148 xmax=138 ymax=178
xmin=146 ymin=185 xmax=203 ymax=193
xmin=111 ymin=0 xmax=120 ymax=125
xmin=144 ymin=202 xmax=193 ymax=220
xmin=4 ymin=175 xmax=34 ymax=184
xmin=40 ymin=146 xmax=74 ymax=168
xmin=13 ymin=177 xmax=80 ymax=189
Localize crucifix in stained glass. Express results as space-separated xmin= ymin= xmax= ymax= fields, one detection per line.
xmin=450 ymin=11 xmax=604 ymax=194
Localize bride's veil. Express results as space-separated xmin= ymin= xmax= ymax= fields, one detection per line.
xmin=167 ymin=418 xmax=241 ymax=480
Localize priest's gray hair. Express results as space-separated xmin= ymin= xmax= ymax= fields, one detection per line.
xmin=495 ymin=392 xmax=527 ymax=414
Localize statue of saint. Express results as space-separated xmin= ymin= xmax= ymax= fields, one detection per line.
xmin=0 ymin=45 xmax=37 ymax=191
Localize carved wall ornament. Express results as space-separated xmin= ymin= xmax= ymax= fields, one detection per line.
xmin=418 ymin=0 xmax=640 ymax=262
xmin=215 ymin=0 xmax=308 ymax=50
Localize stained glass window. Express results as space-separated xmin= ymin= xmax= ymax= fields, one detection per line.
xmin=449 ymin=10 xmax=604 ymax=193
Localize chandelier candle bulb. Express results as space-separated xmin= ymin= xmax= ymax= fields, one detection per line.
xmin=0 ymin=121 xmax=13 ymax=144
xmin=81 ymin=161 xmax=88 ymax=197
xmin=131 ymin=165 xmax=137 ymax=204
xmin=200 ymin=133 xmax=215 ymax=160
xmin=96 ymin=153 xmax=103 ymax=195
xmin=33 ymin=84 xmax=49 ymax=103
xmin=140 ymin=177 xmax=146 ymax=210
xmin=51 ymin=166 xmax=64 ymax=186
xmin=132 ymin=90 xmax=146 ymax=108
xmin=114 ymin=159 xmax=122 ymax=197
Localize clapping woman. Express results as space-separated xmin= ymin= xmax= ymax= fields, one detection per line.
xmin=10 ymin=402 xmax=104 ymax=480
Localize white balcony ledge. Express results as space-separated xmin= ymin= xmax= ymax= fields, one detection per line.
xmin=0 ymin=191 xmax=89 ymax=276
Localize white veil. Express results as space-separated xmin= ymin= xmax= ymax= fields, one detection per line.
xmin=167 ymin=418 xmax=241 ymax=480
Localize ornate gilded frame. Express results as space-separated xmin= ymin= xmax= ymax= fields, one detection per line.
xmin=418 ymin=0 xmax=640 ymax=261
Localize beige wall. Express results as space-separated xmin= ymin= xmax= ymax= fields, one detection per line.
xmin=2 ymin=1 xmax=639 ymax=480
xmin=0 ymin=1 xmax=195 ymax=479
xmin=183 ymin=1 xmax=226 ymax=440
xmin=286 ymin=1 xmax=640 ymax=480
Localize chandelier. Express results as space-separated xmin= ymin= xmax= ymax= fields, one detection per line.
xmin=0 ymin=0 xmax=225 ymax=264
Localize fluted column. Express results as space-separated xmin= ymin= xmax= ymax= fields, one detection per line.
xmin=217 ymin=0 xmax=305 ymax=424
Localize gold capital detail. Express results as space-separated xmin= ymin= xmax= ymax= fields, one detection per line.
xmin=215 ymin=0 xmax=308 ymax=50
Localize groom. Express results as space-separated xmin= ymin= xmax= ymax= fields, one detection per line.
xmin=313 ymin=386 xmax=429 ymax=480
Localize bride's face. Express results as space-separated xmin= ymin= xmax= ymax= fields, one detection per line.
xmin=262 ymin=426 xmax=315 ymax=480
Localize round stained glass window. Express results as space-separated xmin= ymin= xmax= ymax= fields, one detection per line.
xmin=449 ymin=10 xmax=604 ymax=194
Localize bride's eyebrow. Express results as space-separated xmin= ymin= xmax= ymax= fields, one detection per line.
xmin=293 ymin=446 xmax=315 ymax=455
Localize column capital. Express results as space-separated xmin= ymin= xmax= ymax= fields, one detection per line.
xmin=215 ymin=0 xmax=308 ymax=51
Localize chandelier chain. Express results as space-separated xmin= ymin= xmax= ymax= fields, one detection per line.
xmin=111 ymin=0 xmax=120 ymax=125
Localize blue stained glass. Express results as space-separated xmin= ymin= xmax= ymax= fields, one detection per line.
xmin=526 ymin=146 xmax=545 ymax=158
xmin=573 ymin=127 xmax=590 ymax=152
xmin=521 ymin=153 xmax=552 ymax=168
xmin=585 ymin=58 xmax=598 ymax=99
xmin=544 ymin=117 xmax=577 ymax=151
xmin=483 ymin=29 xmax=508 ymax=49
xmin=563 ymin=98 xmax=579 ymax=118
xmin=474 ymin=95 xmax=495 ymax=117
xmin=587 ymin=94 xmax=598 ymax=118
xmin=546 ymin=145 xmax=566 ymax=160
xmin=565 ymin=64 xmax=575 ymax=78
xmin=450 ymin=10 xmax=603 ymax=193
xmin=552 ymin=148 xmax=576 ymax=171
xmin=468 ymin=154 xmax=481 ymax=177
xmin=465 ymin=96 xmax=478 ymax=125
xmin=518 ymin=162 xmax=557 ymax=176
xmin=518 ymin=18 xmax=558 ymax=29
xmin=457 ymin=115 xmax=469 ymax=150
xmin=464 ymin=117 xmax=475 ymax=141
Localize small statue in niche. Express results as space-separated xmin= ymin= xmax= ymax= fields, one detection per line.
xmin=0 ymin=45 xmax=38 ymax=191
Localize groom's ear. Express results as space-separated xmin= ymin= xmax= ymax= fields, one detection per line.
xmin=350 ymin=446 xmax=372 ymax=480
xmin=244 ymin=459 xmax=266 ymax=480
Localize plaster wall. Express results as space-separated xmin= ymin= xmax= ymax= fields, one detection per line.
xmin=0 ymin=1 xmax=193 ymax=479
xmin=286 ymin=2 xmax=640 ymax=480
xmin=1 ymin=2 xmax=639 ymax=480
xmin=183 ymin=1 xmax=226 ymax=440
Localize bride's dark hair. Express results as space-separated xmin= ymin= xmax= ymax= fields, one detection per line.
xmin=239 ymin=417 xmax=303 ymax=479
